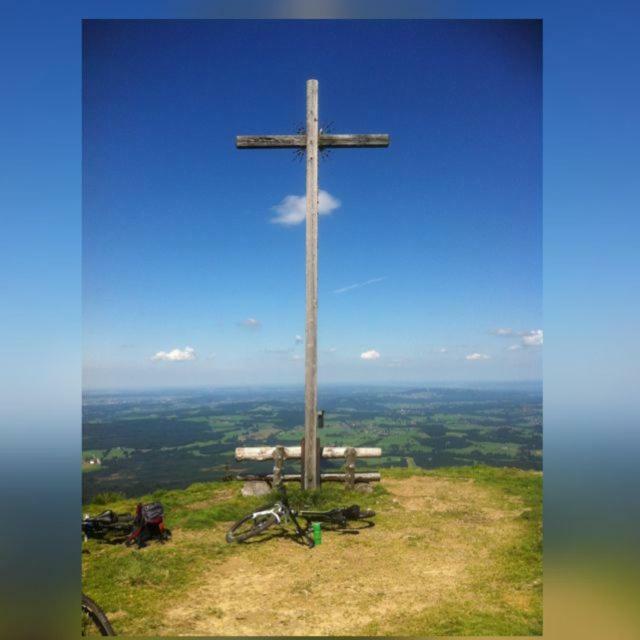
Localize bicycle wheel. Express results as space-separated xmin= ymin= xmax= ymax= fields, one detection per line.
xmin=358 ymin=509 xmax=376 ymax=519
xmin=82 ymin=594 xmax=116 ymax=636
xmin=226 ymin=511 xmax=277 ymax=543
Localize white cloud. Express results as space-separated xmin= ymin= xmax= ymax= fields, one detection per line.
xmin=333 ymin=276 xmax=386 ymax=294
xmin=521 ymin=329 xmax=543 ymax=347
xmin=491 ymin=327 xmax=543 ymax=349
xmin=152 ymin=346 xmax=196 ymax=362
xmin=361 ymin=349 xmax=381 ymax=360
xmin=292 ymin=354 xmax=303 ymax=361
xmin=465 ymin=352 xmax=490 ymax=361
xmin=270 ymin=190 xmax=341 ymax=226
xmin=295 ymin=334 xmax=303 ymax=344
xmin=438 ymin=347 xmax=448 ymax=353
xmin=238 ymin=317 xmax=261 ymax=330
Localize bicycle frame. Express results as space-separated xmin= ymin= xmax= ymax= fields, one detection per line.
xmin=227 ymin=483 xmax=374 ymax=547
xmin=298 ymin=510 xmax=346 ymax=526
xmin=252 ymin=504 xmax=285 ymax=524
xmin=276 ymin=486 xmax=363 ymax=532
xmin=270 ymin=488 xmax=316 ymax=544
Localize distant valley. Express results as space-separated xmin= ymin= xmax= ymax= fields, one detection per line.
xmin=82 ymin=384 xmax=542 ymax=500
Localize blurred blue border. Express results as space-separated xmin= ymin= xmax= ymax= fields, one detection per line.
xmin=1 ymin=2 xmax=638 ymax=638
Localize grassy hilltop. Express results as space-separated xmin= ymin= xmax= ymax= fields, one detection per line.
xmin=82 ymin=465 xmax=542 ymax=636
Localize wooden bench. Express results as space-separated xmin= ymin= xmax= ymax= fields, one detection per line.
xmin=235 ymin=445 xmax=382 ymax=488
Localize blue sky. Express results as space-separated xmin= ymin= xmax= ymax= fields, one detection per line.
xmin=83 ymin=19 xmax=541 ymax=388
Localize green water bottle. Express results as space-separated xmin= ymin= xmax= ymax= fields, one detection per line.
xmin=312 ymin=522 xmax=322 ymax=545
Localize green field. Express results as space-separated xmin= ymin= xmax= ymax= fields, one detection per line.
xmin=83 ymin=385 xmax=542 ymax=500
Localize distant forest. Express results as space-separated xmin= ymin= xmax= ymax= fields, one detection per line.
xmin=83 ymin=385 xmax=542 ymax=499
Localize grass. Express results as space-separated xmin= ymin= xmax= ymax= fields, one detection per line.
xmin=85 ymin=479 xmax=388 ymax=531
xmin=90 ymin=491 xmax=126 ymax=506
xmin=83 ymin=532 xmax=233 ymax=635
xmin=82 ymin=465 xmax=541 ymax=636
xmin=375 ymin=465 xmax=542 ymax=636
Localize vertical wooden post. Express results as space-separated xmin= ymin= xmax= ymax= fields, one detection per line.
xmin=304 ymin=79 xmax=319 ymax=490
xmin=345 ymin=447 xmax=357 ymax=490
xmin=316 ymin=437 xmax=322 ymax=489
xmin=272 ymin=445 xmax=285 ymax=488
xmin=299 ymin=437 xmax=305 ymax=489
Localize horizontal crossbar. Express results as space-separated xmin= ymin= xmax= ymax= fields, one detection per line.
xmin=235 ymin=446 xmax=382 ymax=461
xmin=320 ymin=134 xmax=390 ymax=148
xmin=236 ymin=135 xmax=305 ymax=148
xmin=322 ymin=446 xmax=382 ymax=458
xmin=237 ymin=472 xmax=381 ymax=483
xmin=236 ymin=133 xmax=390 ymax=149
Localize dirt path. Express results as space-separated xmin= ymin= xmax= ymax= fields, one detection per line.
xmin=163 ymin=476 xmax=523 ymax=636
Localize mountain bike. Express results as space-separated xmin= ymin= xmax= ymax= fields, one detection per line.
xmin=82 ymin=593 xmax=116 ymax=636
xmin=226 ymin=483 xmax=375 ymax=547
xmin=82 ymin=510 xmax=134 ymax=542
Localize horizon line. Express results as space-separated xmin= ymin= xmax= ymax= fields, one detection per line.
xmin=83 ymin=379 xmax=543 ymax=394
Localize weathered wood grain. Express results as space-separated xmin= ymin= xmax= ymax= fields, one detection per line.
xmin=344 ymin=447 xmax=357 ymax=490
xmin=319 ymin=134 xmax=390 ymax=148
xmin=272 ymin=445 xmax=286 ymax=487
xmin=236 ymin=133 xmax=390 ymax=149
xmin=235 ymin=446 xmax=300 ymax=461
xmin=236 ymin=135 xmax=306 ymax=148
xmin=304 ymin=79 xmax=320 ymax=490
xmin=320 ymin=446 xmax=382 ymax=458
xmin=237 ymin=472 xmax=381 ymax=483
xmin=319 ymin=472 xmax=380 ymax=482
xmin=235 ymin=446 xmax=382 ymax=460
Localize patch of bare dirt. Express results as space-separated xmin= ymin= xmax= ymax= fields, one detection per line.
xmin=162 ymin=476 xmax=523 ymax=636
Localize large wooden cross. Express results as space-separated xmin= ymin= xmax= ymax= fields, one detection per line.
xmin=236 ymin=79 xmax=389 ymax=489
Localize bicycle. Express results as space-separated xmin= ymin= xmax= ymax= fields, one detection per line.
xmin=82 ymin=510 xmax=135 ymax=542
xmin=226 ymin=483 xmax=375 ymax=547
xmin=82 ymin=593 xmax=116 ymax=636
